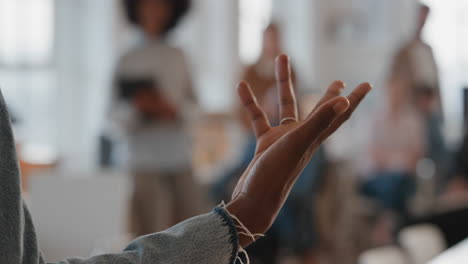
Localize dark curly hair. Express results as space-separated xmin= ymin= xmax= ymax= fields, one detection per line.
xmin=123 ymin=0 xmax=191 ymax=35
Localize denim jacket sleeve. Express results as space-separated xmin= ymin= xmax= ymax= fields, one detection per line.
xmin=56 ymin=208 xmax=239 ymax=264
xmin=0 ymin=89 xmax=239 ymax=264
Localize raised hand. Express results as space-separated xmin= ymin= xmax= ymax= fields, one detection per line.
xmin=226 ymin=54 xmax=371 ymax=247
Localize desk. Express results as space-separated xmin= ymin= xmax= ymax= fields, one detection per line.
xmin=428 ymin=239 xmax=468 ymax=263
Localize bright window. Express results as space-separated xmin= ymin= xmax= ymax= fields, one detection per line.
xmin=0 ymin=0 xmax=54 ymax=66
xmin=239 ymin=0 xmax=272 ymax=65
xmin=0 ymin=0 xmax=56 ymax=154
xmin=422 ymin=0 xmax=468 ymax=142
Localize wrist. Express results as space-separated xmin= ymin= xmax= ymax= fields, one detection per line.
xmin=225 ymin=196 xmax=272 ymax=248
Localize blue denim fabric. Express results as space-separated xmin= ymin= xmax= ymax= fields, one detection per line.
xmin=0 ymin=89 xmax=239 ymax=264
xmin=210 ymin=137 xmax=257 ymax=202
xmin=425 ymin=113 xmax=447 ymax=167
xmin=360 ymin=171 xmax=416 ymax=215
xmin=273 ymin=147 xmax=326 ymax=253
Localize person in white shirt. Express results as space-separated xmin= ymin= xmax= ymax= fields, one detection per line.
xmin=389 ymin=2 xmax=446 ymax=180
xmin=109 ymin=0 xmax=201 ymax=237
xmin=390 ymin=3 xmax=441 ymax=111
xmin=367 ymin=76 xmax=425 ymax=175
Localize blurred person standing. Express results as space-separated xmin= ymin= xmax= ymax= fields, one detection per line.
xmin=390 ymin=3 xmax=446 ymax=165
xmin=237 ymin=23 xmax=292 ymax=131
xmin=390 ymin=3 xmax=440 ymax=111
xmin=388 ymin=3 xmax=448 ymax=224
xmin=212 ymin=23 xmax=326 ymax=264
xmin=361 ymin=75 xmax=425 ymax=245
xmin=212 ymin=24 xmax=284 ymax=264
xmin=109 ymin=0 xmax=201 ymax=237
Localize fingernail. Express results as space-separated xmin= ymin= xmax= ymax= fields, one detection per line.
xmin=333 ymin=100 xmax=349 ymax=114
xmin=277 ymin=54 xmax=289 ymax=63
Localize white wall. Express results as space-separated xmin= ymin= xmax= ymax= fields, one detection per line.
xmin=423 ymin=0 xmax=468 ymax=143
xmin=29 ymin=172 xmax=130 ymax=261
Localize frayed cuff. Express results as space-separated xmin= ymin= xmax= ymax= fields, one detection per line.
xmin=213 ymin=207 xmax=239 ymax=264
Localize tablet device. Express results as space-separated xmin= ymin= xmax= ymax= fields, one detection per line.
xmin=118 ymin=78 xmax=157 ymax=100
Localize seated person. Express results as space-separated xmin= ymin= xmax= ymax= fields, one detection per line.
xmin=362 ymin=77 xmax=424 ymax=214
xmin=0 ymin=55 xmax=370 ymax=263
xmin=360 ymin=75 xmax=423 ymax=245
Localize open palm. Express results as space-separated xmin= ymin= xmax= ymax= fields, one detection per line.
xmin=227 ymin=55 xmax=371 ymax=247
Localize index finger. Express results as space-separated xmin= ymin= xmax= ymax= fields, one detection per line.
xmin=312 ymin=80 xmax=346 ymax=112
xmin=313 ymin=82 xmax=372 ymax=144
xmin=297 ymin=96 xmax=350 ymax=144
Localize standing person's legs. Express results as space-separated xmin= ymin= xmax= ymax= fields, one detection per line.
xmin=129 ymin=171 xmax=173 ymax=237
xmin=171 ymin=169 xmax=205 ymax=224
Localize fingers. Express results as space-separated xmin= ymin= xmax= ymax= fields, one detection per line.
xmin=238 ymin=81 xmax=271 ymax=137
xmin=313 ymin=82 xmax=372 ymax=144
xmin=275 ymin=54 xmax=298 ymax=124
xmin=344 ymin=82 xmax=372 ymax=115
xmin=311 ymin=80 xmax=346 ymax=113
xmin=297 ymin=96 xmax=350 ymax=144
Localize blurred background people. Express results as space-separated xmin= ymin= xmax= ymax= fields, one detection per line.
xmin=360 ymin=75 xmax=425 ymax=245
xmin=211 ymin=23 xmax=284 ymax=264
xmin=108 ymin=0 xmax=201 ymax=237
xmin=237 ymin=23 xmax=286 ymax=131
xmin=2 ymin=0 xmax=468 ymax=263
xmin=390 ymin=3 xmax=440 ymax=113
xmin=389 ymin=3 xmax=446 ymax=169
xmin=211 ymin=23 xmax=285 ymax=208
xmin=212 ymin=23 xmax=326 ymax=264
